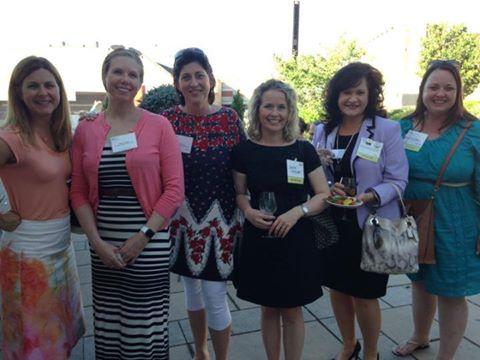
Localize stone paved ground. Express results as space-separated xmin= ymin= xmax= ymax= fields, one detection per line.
xmin=2 ymin=234 xmax=480 ymax=359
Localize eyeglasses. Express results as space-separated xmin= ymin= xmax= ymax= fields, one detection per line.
xmin=428 ymin=59 xmax=460 ymax=69
xmin=174 ymin=47 xmax=206 ymax=61
xmin=110 ymin=45 xmax=142 ymax=57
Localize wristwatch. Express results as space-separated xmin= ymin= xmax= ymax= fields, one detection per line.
xmin=300 ymin=203 xmax=309 ymax=216
xmin=139 ymin=225 xmax=155 ymax=240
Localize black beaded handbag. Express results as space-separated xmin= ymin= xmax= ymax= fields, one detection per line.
xmin=309 ymin=209 xmax=339 ymax=250
xmin=297 ymin=140 xmax=339 ymax=250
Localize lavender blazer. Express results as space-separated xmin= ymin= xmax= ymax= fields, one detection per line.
xmin=312 ymin=116 xmax=409 ymax=229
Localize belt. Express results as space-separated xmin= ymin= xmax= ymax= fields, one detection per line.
xmin=441 ymin=181 xmax=470 ymax=187
xmin=99 ymin=187 xmax=136 ymax=198
xmin=411 ymin=177 xmax=471 ymax=188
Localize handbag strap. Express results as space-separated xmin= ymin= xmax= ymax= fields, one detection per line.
xmin=390 ymin=183 xmax=408 ymax=216
xmin=433 ymin=121 xmax=472 ymax=193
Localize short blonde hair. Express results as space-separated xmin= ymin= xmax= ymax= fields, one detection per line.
xmin=6 ymin=56 xmax=71 ymax=152
xmin=247 ymin=79 xmax=299 ymax=142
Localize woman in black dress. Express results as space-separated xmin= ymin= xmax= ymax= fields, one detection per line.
xmin=232 ymin=79 xmax=330 ymax=360
xmin=313 ymin=63 xmax=408 ymax=360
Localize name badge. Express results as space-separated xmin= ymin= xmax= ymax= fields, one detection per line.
xmin=331 ymin=149 xmax=346 ymax=159
xmin=177 ymin=135 xmax=194 ymax=154
xmin=404 ymin=130 xmax=428 ymax=152
xmin=287 ymin=159 xmax=304 ymax=184
xmin=356 ymin=137 xmax=383 ymax=163
xmin=110 ymin=133 xmax=138 ymax=153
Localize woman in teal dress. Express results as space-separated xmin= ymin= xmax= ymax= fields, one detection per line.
xmin=393 ymin=60 xmax=480 ymax=359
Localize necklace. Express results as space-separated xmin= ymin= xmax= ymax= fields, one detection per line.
xmin=335 ymin=121 xmax=363 ymax=161
xmin=334 ymin=133 xmax=357 ymax=174
xmin=335 ymin=132 xmax=357 ymax=153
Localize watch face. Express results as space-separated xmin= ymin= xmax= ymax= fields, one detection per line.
xmin=140 ymin=226 xmax=154 ymax=238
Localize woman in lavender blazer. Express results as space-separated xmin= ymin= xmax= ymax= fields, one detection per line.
xmin=313 ymin=63 xmax=408 ymax=360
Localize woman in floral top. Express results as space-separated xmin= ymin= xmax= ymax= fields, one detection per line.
xmin=162 ymin=47 xmax=245 ymax=360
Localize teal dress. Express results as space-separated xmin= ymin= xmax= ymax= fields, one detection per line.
xmin=400 ymin=119 xmax=480 ymax=297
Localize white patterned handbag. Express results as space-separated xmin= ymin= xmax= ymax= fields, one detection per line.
xmin=360 ymin=183 xmax=419 ymax=275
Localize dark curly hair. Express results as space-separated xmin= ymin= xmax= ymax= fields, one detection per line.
xmin=324 ymin=62 xmax=386 ymax=135
xmin=173 ymin=48 xmax=216 ymax=105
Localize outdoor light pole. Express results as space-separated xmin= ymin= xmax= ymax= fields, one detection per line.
xmin=292 ymin=0 xmax=300 ymax=58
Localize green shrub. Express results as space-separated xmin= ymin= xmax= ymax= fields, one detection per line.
xmin=230 ymin=91 xmax=246 ymax=121
xmin=140 ymin=85 xmax=180 ymax=114
xmin=388 ymin=107 xmax=414 ymax=120
xmin=389 ymin=102 xmax=480 ymax=120
xmin=464 ymin=100 xmax=480 ymax=118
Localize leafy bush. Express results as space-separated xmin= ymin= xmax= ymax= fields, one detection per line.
xmin=388 ymin=101 xmax=480 ymax=120
xmin=276 ymin=37 xmax=365 ymax=122
xmin=465 ymin=100 xmax=480 ymax=118
xmin=140 ymin=85 xmax=180 ymax=114
xmin=419 ymin=23 xmax=480 ymax=96
xmin=388 ymin=107 xmax=414 ymax=120
xmin=230 ymin=91 xmax=246 ymax=121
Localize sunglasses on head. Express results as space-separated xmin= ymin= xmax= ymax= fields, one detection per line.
xmin=174 ymin=47 xmax=206 ymax=60
xmin=428 ymin=59 xmax=460 ymax=69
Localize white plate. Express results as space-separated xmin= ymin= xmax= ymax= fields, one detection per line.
xmin=326 ymin=197 xmax=363 ymax=209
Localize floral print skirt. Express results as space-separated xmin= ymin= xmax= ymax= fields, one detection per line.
xmin=0 ymin=215 xmax=85 ymax=360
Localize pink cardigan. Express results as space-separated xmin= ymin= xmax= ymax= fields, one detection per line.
xmin=70 ymin=110 xmax=184 ymax=224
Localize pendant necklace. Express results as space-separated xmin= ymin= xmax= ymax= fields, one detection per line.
xmin=333 ymin=119 xmax=364 ymax=174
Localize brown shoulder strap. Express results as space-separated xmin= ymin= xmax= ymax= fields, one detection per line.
xmin=434 ymin=121 xmax=472 ymax=192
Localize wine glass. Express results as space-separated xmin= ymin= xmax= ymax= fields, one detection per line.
xmin=340 ymin=177 xmax=356 ymax=221
xmin=259 ymin=192 xmax=277 ymax=238
xmin=341 ymin=177 xmax=356 ymax=197
xmin=259 ymin=192 xmax=277 ymax=216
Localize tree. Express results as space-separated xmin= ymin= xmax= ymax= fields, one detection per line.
xmin=139 ymin=84 xmax=180 ymax=114
xmin=230 ymin=90 xmax=246 ymax=121
xmin=419 ymin=23 xmax=480 ymax=96
xmin=275 ymin=38 xmax=365 ymax=122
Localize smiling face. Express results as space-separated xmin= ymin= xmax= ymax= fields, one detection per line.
xmin=258 ymin=89 xmax=289 ymax=136
xmin=422 ymin=69 xmax=457 ymax=116
xmin=21 ymin=68 xmax=60 ymax=121
xmin=337 ymin=77 xmax=369 ymax=122
xmin=176 ymin=61 xmax=211 ymax=106
xmin=104 ymin=56 xmax=142 ymax=102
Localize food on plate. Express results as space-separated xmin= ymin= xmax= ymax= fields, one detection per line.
xmin=326 ymin=195 xmax=362 ymax=207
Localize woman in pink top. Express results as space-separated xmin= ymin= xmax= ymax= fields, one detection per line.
xmin=70 ymin=47 xmax=184 ymax=360
xmin=0 ymin=56 xmax=85 ymax=359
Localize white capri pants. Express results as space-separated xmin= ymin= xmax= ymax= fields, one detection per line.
xmin=181 ymin=276 xmax=232 ymax=331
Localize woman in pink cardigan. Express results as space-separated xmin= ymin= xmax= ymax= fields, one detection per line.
xmin=70 ymin=47 xmax=184 ymax=360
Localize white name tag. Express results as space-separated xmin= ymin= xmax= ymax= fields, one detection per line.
xmin=287 ymin=159 xmax=304 ymax=184
xmin=356 ymin=137 xmax=383 ymax=163
xmin=331 ymin=149 xmax=346 ymax=159
xmin=404 ymin=130 xmax=428 ymax=152
xmin=110 ymin=133 xmax=138 ymax=153
xmin=177 ymin=135 xmax=194 ymax=154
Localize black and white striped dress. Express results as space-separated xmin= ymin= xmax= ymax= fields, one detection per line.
xmin=92 ymin=142 xmax=170 ymax=360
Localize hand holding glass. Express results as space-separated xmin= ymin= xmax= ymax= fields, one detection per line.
xmin=259 ymin=192 xmax=277 ymax=215
xmin=259 ymin=192 xmax=277 ymax=237
xmin=341 ymin=177 xmax=356 ymax=197
xmin=340 ymin=177 xmax=356 ymax=220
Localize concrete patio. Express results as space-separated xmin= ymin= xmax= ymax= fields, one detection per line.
xmin=2 ymin=233 xmax=480 ymax=359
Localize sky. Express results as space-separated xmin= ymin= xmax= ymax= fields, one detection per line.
xmin=2 ymin=0 xmax=479 ymax=96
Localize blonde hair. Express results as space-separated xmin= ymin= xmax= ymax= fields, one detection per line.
xmin=6 ymin=56 xmax=71 ymax=152
xmin=101 ymin=47 xmax=144 ymax=89
xmin=247 ymin=79 xmax=299 ymax=142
